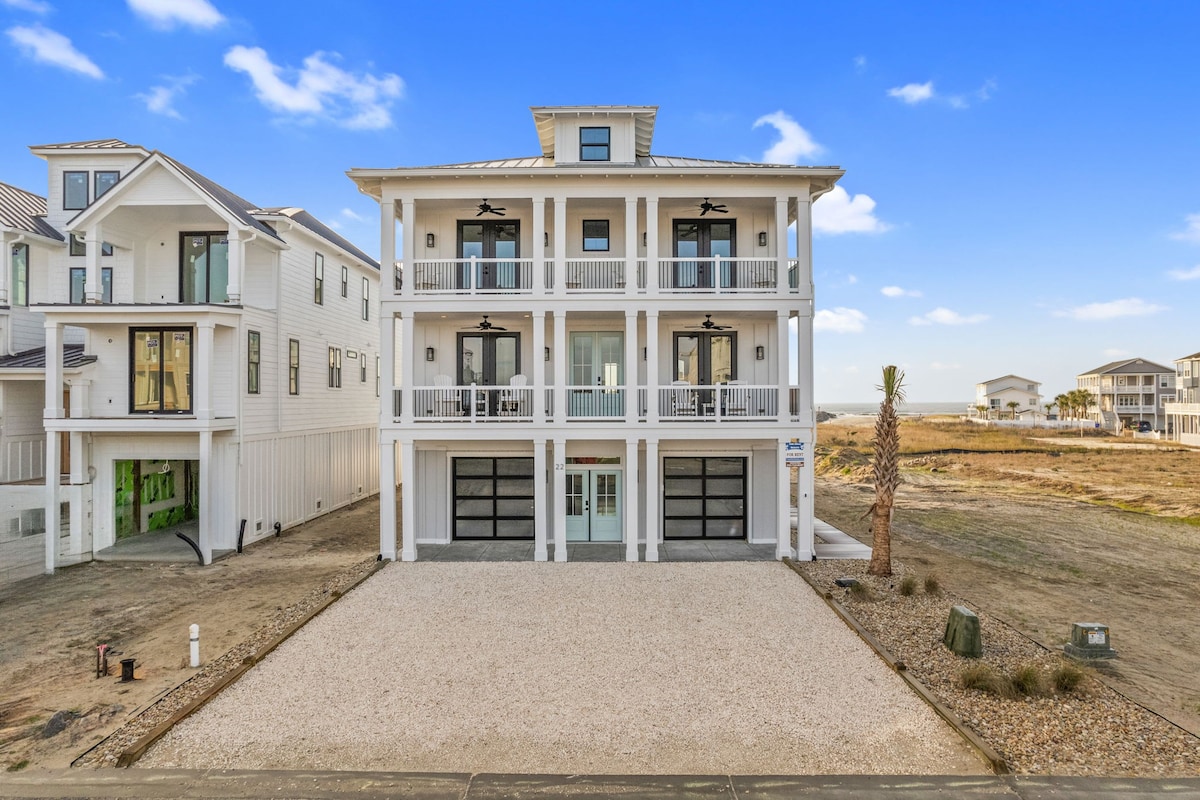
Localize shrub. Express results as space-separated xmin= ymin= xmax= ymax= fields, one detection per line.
xmin=924 ymin=574 xmax=942 ymax=595
xmin=1009 ymin=664 xmax=1047 ymax=697
xmin=848 ymin=581 xmax=873 ymax=601
xmin=958 ymin=664 xmax=1008 ymax=696
xmin=1052 ymin=663 xmax=1086 ymax=693
xmin=898 ymin=576 xmax=918 ymax=596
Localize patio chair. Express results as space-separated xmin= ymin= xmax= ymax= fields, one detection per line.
xmin=434 ymin=374 xmax=461 ymax=417
xmin=725 ymin=380 xmax=749 ymax=416
xmin=670 ymin=380 xmax=697 ymax=416
xmin=500 ymin=374 xmax=528 ymax=415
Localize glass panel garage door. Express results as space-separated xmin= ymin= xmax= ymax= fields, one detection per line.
xmin=662 ymin=456 xmax=746 ymax=539
xmin=453 ymin=457 xmax=535 ymax=539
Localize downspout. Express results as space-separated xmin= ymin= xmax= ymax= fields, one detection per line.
xmin=233 ymin=229 xmax=260 ymax=542
xmin=4 ymin=233 xmax=28 ymax=356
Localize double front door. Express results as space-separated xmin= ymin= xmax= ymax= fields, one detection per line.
xmin=565 ymin=469 xmax=622 ymax=541
xmin=673 ymin=220 xmax=735 ymax=288
xmin=458 ymin=333 xmax=519 ymax=416
xmin=459 ymin=221 xmax=520 ymax=289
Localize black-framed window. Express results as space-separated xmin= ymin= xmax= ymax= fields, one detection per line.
xmin=452 ymin=457 xmax=535 ymax=539
xmin=375 ymin=354 xmax=380 ymax=397
xmin=360 ymin=352 xmax=368 ymax=382
xmin=582 ymin=219 xmax=610 ymax=251
xmin=328 ymin=346 xmax=341 ymax=388
xmin=69 ymin=234 xmax=113 ymax=258
xmin=247 ymin=331 xmax=261 ymax=394
xmin=341 ymin=265 xmax=348 ymax=297
xmin=314 ymin=253 xmax=324 ymax=304
xmin=63 ymin=171 xmax=88 ymax=210
xmin=11 ymin=244 xmax=29 ymax=307
xmin=288 ymin=339 xmax=300 ymax=395
xmin=130 ymin=327 xmax=193 ymax=414
xmin=181 ymin=232 xmax=228 ymax=303
xmin=69 ymin=267 xmax=113 ymax=303
xmin=580 ymin=127 xmax=610 ymax=161
xmin=361 ymin=277 xmax=369 ymax=320
xmin=95 ymin=171 xmax=119 ymax=199
xmin=662 ymin=457 xmax=747 ymax=539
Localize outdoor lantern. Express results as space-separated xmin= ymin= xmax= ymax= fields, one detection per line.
xmin=544 ymin=346 xmax=551 ymax=361
xmin=425 ymin=347 xmax=435 ymax=362
xmin=544 ymin=232 xmax=549 ymax=246
xmin=756 ymin=345 xmax=765 ymax=360
xmin=758 ymin=231 xmax=768 ymax=247
xmin=426 ymin=232 xmax=435 ymax=248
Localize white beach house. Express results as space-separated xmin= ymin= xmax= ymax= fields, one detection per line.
xmin=349 ymin=105 xmax=842 ymax=562
xmin=972 ymin=375 xmax=1042 ymax=419
xmin=1166 ymin=350 xmax=1200 ymax=445
xmin=2 ymin=139 xmax=380 ymax=577
xmin=1076 ymin=357 xmax=1174 ymax=433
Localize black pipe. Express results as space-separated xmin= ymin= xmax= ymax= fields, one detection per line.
xmin=237 ymin=519 xmax=247 ymax=553
xmin=120 ymin=658 xmax=135 ymax=682
xmin=175 ymin=531 xmax=204 ymax=565
xmin=274 ymin=521 xmax=281 ymax=537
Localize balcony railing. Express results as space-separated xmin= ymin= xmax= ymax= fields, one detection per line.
xmin=397 ymin=258 xmax=535 ymax=294
xmin=658 ymin=257 xmax=779 ymax=293
xmin=656 ymin=384 xmax=781 ymax=420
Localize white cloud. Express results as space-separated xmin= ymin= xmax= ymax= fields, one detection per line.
xmin=929 ymin=362 xmax=960 ymax=371
xmin=1102 ymin=348 xmax=1129 ymax=358
xmin=753 ymin=110 xmax=822 ymax=164
xmin=888 ymin=81 xmax=934 ymax=104
xmin=127 ymin=0 xmax=224 ymax=29
xmin=815 ymin=307 xmax=867 ymax=333
xmin=1055 ymin=297 xmax=1167 ymax=321
xmin=2 ymin=0 xmax=52 ymax=13
xmin=135 ymin=75 xmax=196 ymax=120
xmin=1167 ymin=265 xmax=1200 ymax=280
xmin=853 ymin=55 xmax=867 ymax=73
xmin=813 ymin=185 xmax=890 ymax=235
xmin=909 ymin=307 xmax=989 ymax=326
xmin=881 ymin=285 xmax=921 ymax=298
xmin=846 ymin=274 xmax=858 ymax=285
xmin=947 ymin=80 xmax=997 ymax=109
xmin=1170 ymin=213 xmax=1200 ymax=243
xmin=224 ymin=46 xmax=404 ymax=130
xmin=6 ymin=25 xmax=103 ymax=78
xmin=341 ymin=208 xmax=369 ymax=223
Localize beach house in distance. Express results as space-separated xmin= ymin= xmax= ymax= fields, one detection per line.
xmin=1 ymin=140 xmax=379 ymax=581
xmin=971 ymin=375 xmax=1042 ymax=419
xmin=349 ymin=105 xmax=841 ymax=561
xmin=1076 ymin=357 xmax=1174 ymax=433
xmin=1167 ymin=350 xmax=1200 ymax=445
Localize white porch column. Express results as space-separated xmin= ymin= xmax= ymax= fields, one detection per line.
xmin=400 ymin=198 xmax=415 ymax=299
xmin=44 ymin=322 xmax=64 ymax=419
xmin=552 ymin=438 xmax=567 ymax=561
xmin=43 ymin=429 xmax=59 ymax=574
xmin=775 ymin=197 xmax=790 ymax=296
xmin=644 ymin=438 xmax=659 ymax=561
xmin=553 ymin=198 xmax=567 ymax=297
xmin=532 ymin=310 xmax=546 ymax=419
xmin=400 ymin=438 xmax=417 ymax=561
xmin=553 ymin=312 xmax=567 ymax=423
xmin=83 ymin=223 xmax=102 ymax=303
xmin=646 ymin=311 xmax=659 ymax=422
xmin=625 ymin=438 xmax=639 ymax=562
xmin=797 ymin=301 xmax=814 ymax=426
xmin=624 ymin=198 xmax=638 ymax=292
xmin=380 ymin=313 xmax=397 ymax=424
xmin=776 ymin=437 xmax=793 ymax=560
xmin=777 ymin=309 xmax=790 ymax=422
xmin=399 ymin=313 xmax=414 ymax=425
xmin=795 ymin=432 xmax=814 ymax=561
xmin=196 ymin=321 xmax=215 ymax=420
xmin=645 ymin=197 xmax=659 ymax=293
xmin=225 ymin=229 xmax=244 ymax=304
xmin=0 ymin=233 xmax=11 ymax=306
xmin=534 ymin=438 xmax=548 ymax=561
xmin=199 ymin=430 xmax=213 ymax=564
xmin=68 ymin=378 xmax=90 ymax=419
xmin=381 ymin=197 xmax=397 ymax=296
xmin=532 ymin=198 xmax=546 ymax=294
xmin=625 ymin=310 xmax=638 ymax=423
xmin=379 ymin=439 xmax=397 ymax=560
xmin=793 ymin=193 xmax=812 ymax=298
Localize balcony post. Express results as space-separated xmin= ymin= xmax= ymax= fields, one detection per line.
xmin=379 ymin=438 xmax=397 ymax=561
xmin=534 ymin=438 xmax=548 ymax=561
xmin=399 ymin=313 xmax=414 ymax=425
xmin=552 ymin=438 xmax=567 ymax=561
xmin=624 ymin=198 xmax=638 ymax=293
xmin=625 ymin=437 xmax=639 ymax=562
xmin=645 ymin=311 xmax=659 ymax=422
xmin=792 ymin=193 xmax=812 ymax=297
xmin=796 ymin=301 xmax=813 ymax=425
xmin=43 ymin=322 xmax=64 ymax=419
xmin=0 ymin=232 xmax=11 ymax=306
xmin=43 ymin=428 xmax=59 ymax=574
xmin=645 ymin=197 xmax=659 ymax=292
xmin=226 ymin=228 xmax=243 ymax=304
xmin=400 ymin=438 xmax=416 ymax=561
xmin=777 ymin=309 xmax=790 ymax=421
xmin=83 ymin=223 xmax=102 ymax=303
xmin=533 ymin=198 xmax=546 ymax=294
xmin=400 ymin=198 xmax=416 ymax=298
xmin=553 ymin=198 xmax=567 ymax=297
xmin=553 ymin=312 xmax=566 ymax=424
xmin=532 ymin=309 xmax=546 ymax=419
xmin=625 ymin=310 xmax=637 ymax=423
xmin=380 ymin=313 xmax=396 ymax=425
xmin=644 ymin=437 xmax=659 ymax=561
xmin=777 ymin=436 xmax=794 ymax=560
xmin=381 ymin=196 xmax=398 ymax=295
xmin=196 ymin=321 xmax=214 ymax=420
xmin=775 ymin=197 xmax=790 ymax=296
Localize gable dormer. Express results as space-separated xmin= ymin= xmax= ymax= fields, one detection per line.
xmin=28 ymin=139 xmax=151 ymax=230
xmin=531 ymin=105 xmax=656 ymax=166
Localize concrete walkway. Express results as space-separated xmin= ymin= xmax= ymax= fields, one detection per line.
xmin=2 ymin=769 xmax=1198 ymax=799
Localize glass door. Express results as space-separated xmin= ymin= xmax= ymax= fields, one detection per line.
xmin=180 ymin=232 xmax=229 ymax=303
xmin=458 ymin=333 xmax=520 ymax=416
xmin=565 ymin=469 xmax=623 ymax=542
xmin=673 ymin=220 xmax=735 ymax=288
xmin=459 ymin=221 xmax=520 ymax=289
xmin=675 ymin=332 xmax=735 ymax=415
xmin=569 ymin=331 xmax=624 ymax=416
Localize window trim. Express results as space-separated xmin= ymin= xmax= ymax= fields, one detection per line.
xmin=314 ymin=253 xmax=325 ymax=305
xmin=582 ymin=219 xmax=610 ymax=252
xmin=579 ymin=126 xmax=611 ymax=162
xmin=375 ymin=354 xmax=380 ymax=397
xmin=247 ymin=330 xmax=261 ymax=395
xmin=362 ymin=276 xmax=370 ymax=320
xmin=360 ymin=351 xmax=368 ymax=383
xmin=69 ymin=267 xmax=113 ymax=304
xmin=94 ymin=170 xmax=119 ymax=199
xmin=68 ymin=234 xmax=113 ymax=258
xmin=179 ymin=231 xmax=229 ymax=303
xmin=328 ymin=346 xmax=342 ymax=388
xmin=341 ymin=265 xmax=348 ymax=298
xmin=63 ymin=171 xmax=88 ymax=210
xmin=129 ymin=326 xmax=194 ymax=415
xmin=288 ymin=339 xmax=300 ymax=395
xmin=11 ymin=243 xmax=29 ymax=307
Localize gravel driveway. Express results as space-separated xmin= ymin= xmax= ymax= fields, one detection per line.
xmin=141 ymin=562 xmax=986 ymax=775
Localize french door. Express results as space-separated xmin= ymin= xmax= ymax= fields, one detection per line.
xmin=569 ymin=331 xmax=624 ymax=417
xmin=458 ymin=332 xmax=520 ymax=415
xmin=674 ymin=332 xmax=736 ymax=385
xmin=459 ymin=221 xmax=520 ymax=289
xmin=673 ymin=220 xmax=736 ymax=288
xmin=565 ymin=469 xmax=623 ymax=542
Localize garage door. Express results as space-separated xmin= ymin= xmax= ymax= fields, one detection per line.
xmin=453 ymin=457 xmax=535 ymax=539
xmin=662 ymin=456 xmax=746 ymax=539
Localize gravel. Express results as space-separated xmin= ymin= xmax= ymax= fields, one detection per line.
xmin=798 ymin=560 xmax=1200 ymax=776
xmin=138 ymin=561 xmax=986 ymax=775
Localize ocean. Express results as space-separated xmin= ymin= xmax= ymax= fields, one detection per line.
xmin=818 ymin=401 xmax=969 ymax=417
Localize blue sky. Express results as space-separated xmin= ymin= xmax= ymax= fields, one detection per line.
xmin=3 ymin=1 xmax=1198 ymax=402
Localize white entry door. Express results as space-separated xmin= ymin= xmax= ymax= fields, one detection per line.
xmin=565 ymin=469 xmax=622 ymax=542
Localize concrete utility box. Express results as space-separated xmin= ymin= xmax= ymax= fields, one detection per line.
xmin=943 ymin=605 xmax=982 ymax=658
xmin=1064 ymin=622 xmax=1117 ymax=659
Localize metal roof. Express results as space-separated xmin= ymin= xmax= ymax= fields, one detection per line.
xmin=1079 ymin=357 xmax=1175 ymax=376
xmin=530 ymin=105 xmax=658 ymax=159
xmin=1175 ymin=351 xmax=1200 ymax=362
xmin=978 ymin=374 xmax=1040 ymax=387
xmin=156 ymin=153 xmax=283 ymax=242
xmin=29 ymin=138 xmax=146 ymax=151
xmin=373 ymin=154 xmax=841 ymax=171
xmin=0 ymin=181 xmax=63 ymax=241
xmin=257 ymin=208 xmax=379 ymax=269
xmin=0 ymin=344 xmax=95 ymax=370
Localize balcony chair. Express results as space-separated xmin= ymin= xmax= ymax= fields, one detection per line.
xmin=725 ymin=380 xmax=749 ymax=416
xmin=500 ymin=374 xmax=528 ymax=416
xmin=670 ymin=380 xmax=698 ymax=416
xmin=434 ymin=374 xmax=461 ymax=417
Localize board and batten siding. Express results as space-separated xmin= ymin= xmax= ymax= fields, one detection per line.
xmin=0 ymin=382 xmax=46 ymax=482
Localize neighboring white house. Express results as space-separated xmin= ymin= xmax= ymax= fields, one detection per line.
xmin=1076 ymin=357 xmax=1175 ymax=432
xmin=971 ymin=375 xmax=1042 ymax=419
xmin=2 ymin=139 xmax=380 ymax=578
xmin=1166 ymin=350 xmax=1200 ymax=446
xmin=349 ymin=105 xmax=842 ymax=562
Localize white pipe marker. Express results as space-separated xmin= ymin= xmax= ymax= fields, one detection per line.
xmin=189 ymin=623 xmax=200 ymax=668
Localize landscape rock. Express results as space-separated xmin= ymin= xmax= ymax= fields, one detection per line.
xmin=40 ymin=710 xmax=78 ymax=739
xmin=944 ymin=605 xmax=983 ymax=658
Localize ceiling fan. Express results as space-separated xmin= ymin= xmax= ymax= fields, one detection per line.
xmin=686 ymin=314 xmax=732 ymax=331
xmin=476 ymin=199 xmax=506 ymax=216
xmin=698 ymin=198 xmax=728 ymax=216
xmin=461 ymin=315 xmax=507 ymax=331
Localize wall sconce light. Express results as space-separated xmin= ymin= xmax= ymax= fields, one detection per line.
xmin=642 ymin=232 xmax=647 ymax=247
xmin=425 ymin=346 xmax=435 ymax=362
xmin=758 ymin=231 xmax=768 ymax=247
xmin=755 ymin=345 xmax=765 ymax=361
xmin=642 ymin=347 xmax=647 ymax=361
xmin=544 ymin=346 xmax=551 ymax=361
xmin=544 ymin=231 xmax=549 ymax=247
xmin=426 ymin=233 xmax=435 ymax=248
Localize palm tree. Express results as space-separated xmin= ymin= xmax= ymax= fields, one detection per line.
xmin=1045 ymin=401 xmax=1057 ymax=419
xmin=1054 ymin=393 xmax=1071 ymax=420
xmin=1007 ymin=400 xmax=1020 ymax=420
xmin=868 ymin=365 xmax=906 ymax=577
xmin=974 ymin=404 xmax=989 ymax=419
